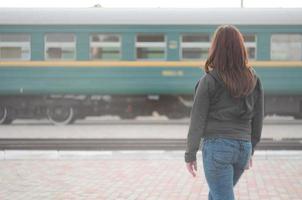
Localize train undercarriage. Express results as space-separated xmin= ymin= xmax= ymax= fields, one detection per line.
xmin=0 ymin=95 xmax=191 ymax=125
xmin=0 ymin=94 xmax=301 ymax=125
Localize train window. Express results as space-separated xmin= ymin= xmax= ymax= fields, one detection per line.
xmin=242 ymin=34 xmax=257 ymax=60
xmin=0 ymin=34 xmax=30 ymax=60
xmin=136 ymin=34 xmax=166 ymax=60
xmin=45 ymin=33 xmax=76 ymax=60
xmin=90 ymin=34 xmax=121 ymax=60
xmin=180 ymin=33 xmax=210 ymax=60
xmin=271 ymin=34 xmax=302 ymax=61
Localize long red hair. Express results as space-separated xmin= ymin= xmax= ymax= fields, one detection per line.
xmin=205 ymin=25 xmax=256 ymax=98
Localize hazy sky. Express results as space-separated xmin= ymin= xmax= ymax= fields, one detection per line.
xmin=0 ymin=0 xmax=302 ymax=8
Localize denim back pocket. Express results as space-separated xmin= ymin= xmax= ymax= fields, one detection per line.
xmin=212 ymin=150 xmax=234 ymax=169
xmin=209 ymin=138 xmax=235 ymax=169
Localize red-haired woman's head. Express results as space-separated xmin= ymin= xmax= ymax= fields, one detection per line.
xmin=205 ymin=24 xmax=256 ymax=98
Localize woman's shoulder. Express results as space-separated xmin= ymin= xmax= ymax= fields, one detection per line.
xmin=199 ymin=72 xmax=216 ymax=83
xmin=194 ymin=72 xmax=217 ymax=94
xmin=249 ymin=67 xmax=261 ymax=81
xmin=249 ymin=67 xmax=263 ymax=88
xmin=248 ymin=67 xmax=263 ymax=97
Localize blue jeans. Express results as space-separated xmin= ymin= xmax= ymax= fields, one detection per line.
xmin=201 ymin=137 xmax=252 ymax=200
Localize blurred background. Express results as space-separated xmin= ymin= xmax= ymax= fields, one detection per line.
xmin=0 ymin=1 xmax=301 ymax=199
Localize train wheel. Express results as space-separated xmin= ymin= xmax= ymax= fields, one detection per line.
xmin=47 ymin=106 xmax=75 ymax=125
xmin=0 ymin=106 xmax=13 ymax=125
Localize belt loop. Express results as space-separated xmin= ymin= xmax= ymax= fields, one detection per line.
xmin=239 ymin=141 xmax=243 ymax=151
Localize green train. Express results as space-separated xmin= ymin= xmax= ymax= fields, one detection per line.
xmin=0 ymin=8 xmax=302 ymax=125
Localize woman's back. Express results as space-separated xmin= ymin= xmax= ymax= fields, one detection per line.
xmin=190 ymin=68 xmax=263 ymax=155
xmin=185 ymin=67 xmax=263 ymax=162
xmin=196 ymin=68 xmax=259 ymax=121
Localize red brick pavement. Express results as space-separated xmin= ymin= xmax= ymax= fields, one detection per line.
xmin=0 ymin=153 xmax=301 ymax=200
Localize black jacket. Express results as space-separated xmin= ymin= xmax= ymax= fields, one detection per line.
xmin=185 ymin=68 xmax=264 ymax=163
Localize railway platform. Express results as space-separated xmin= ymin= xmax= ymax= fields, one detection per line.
xmin=0 ymin=116 xmax=301 ymax=199
xmin=0 ymin=150 xmax=301 ymax=200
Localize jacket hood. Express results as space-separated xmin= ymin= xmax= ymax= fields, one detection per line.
xmin=208 ymin=68 xmax=225 ymax=86
xmin=208 ymin=68 xmax=258 ymax=93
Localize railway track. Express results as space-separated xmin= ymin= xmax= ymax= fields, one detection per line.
xmin=0 ymin=138 xmax=301 ymax=151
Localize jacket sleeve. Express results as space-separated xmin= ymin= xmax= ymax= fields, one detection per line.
xmin=251 ymin=77 xmax=264 ymax=155
xmin=184 ymin=75 xmax=210 ymax=163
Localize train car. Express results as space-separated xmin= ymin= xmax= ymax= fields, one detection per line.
xmin=0 ymin=8 xmax=302 ymax=125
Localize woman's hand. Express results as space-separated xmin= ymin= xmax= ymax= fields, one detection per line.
xmin=245 ymin=157 xmax=253 ymax=170
xmin=186 ymin=161 xmax=197 ymax=177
